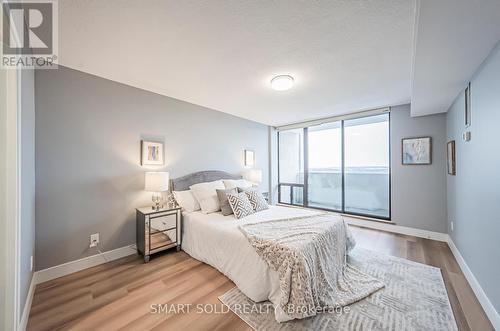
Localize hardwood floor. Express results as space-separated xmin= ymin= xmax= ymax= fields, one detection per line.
xmin=27 ymin=225 xmax=494 ymax=331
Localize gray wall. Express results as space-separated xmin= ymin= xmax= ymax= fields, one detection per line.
xmin=35 ymin=66 xmax=269 ymax=270
xmin=446 ymin=41 xmax=500 ymax=312
xmin=391 ymin=105 xmax=447 ymax=232
xmin=20 ymin=68 xmax=36 ymax=317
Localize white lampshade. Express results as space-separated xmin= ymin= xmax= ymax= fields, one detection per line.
xmin=144 ymin=172 xmax=169 ymax=192
xmin=243 ymin=169 xmax=262 ymax=184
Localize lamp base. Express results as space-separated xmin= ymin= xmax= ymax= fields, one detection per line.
xmin=151 ymin=192 xmax=162 ymax=211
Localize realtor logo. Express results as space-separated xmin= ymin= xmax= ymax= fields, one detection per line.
xmin=2 ymin=0 xmax=58 ymax=68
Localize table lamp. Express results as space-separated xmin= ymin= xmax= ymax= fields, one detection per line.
xmin=243 ymin=169 xmax=262 ymax=186
xmin=145 ymin=172 xmax=169 ymax=210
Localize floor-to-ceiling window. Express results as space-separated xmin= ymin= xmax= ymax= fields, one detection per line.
xmin=307 ymin=122 xmax=342 ymax=211
xmin=278 ymin=128 xmax=304 ymax=205
xmin=344 ymin=114 xmax=390 ymax=218
xmin=277 ymin=112 xmax=390 ymax=219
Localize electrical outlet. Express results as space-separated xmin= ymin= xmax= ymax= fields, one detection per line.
xmin=450 ymin=221 xmax=454 ymax=232
xmin=90 ymin=233 xmax=99 ymax=248
xmin=30 ymin=255 xmax=34 ymax=271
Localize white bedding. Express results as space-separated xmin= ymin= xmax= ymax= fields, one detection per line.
xmin=181 ymin=205 xmax=324 ymax=321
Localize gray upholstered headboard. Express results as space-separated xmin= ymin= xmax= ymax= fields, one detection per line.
xmin=171 ymin=170 xmax=242 ymax=191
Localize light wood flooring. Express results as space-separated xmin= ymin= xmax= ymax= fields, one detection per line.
xmin=27 ymin=225 xmax=494 ymax=331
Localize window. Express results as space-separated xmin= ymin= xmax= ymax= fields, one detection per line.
xmin=307 ymin=121 xmax=342 ymax=211
xmin=344 ymin=114 xmax=390 ymax=218
xmin=278 ymin=128 xmax=304 ymax=205
xmin=278 ymin=113 xmax=390 ymax=219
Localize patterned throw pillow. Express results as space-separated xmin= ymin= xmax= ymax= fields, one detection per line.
xmin=227 ymin=192 xmax=255 ymax=219
xmin=242 ymin=189 xmax=269 ymax=212
xmin=216 ymin=188 xmax=238 ymax=216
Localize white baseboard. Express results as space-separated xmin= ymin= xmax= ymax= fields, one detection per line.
xmin=18 ymin=273 xmax=37 ymax=331
xmin=344 ymin=216 xmax=449 ymax=242
xmin=35 ymin=244 xmax=137 ymax=284
xmin=346 ymin=218 xmax=499 ymax=328
xmin=447 ymin=238 xmax=500 ymax=330
xmin=275 ymin=205 xmax=449 ymax=242
xmin=18 ymin=245 xmax=137 ymax=330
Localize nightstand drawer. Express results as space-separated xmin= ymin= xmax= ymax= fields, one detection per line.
xmin=150 ymin=214 xmax=177 ymax=232
xmin=150 ymin=231 xmax=176 ymax=251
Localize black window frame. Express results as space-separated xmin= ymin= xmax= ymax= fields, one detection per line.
xmin=277 ymin=113 xmax=391 ymax=221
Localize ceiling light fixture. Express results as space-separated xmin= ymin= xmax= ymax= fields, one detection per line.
xmin=271 ymin=75 xmax=294 ymax=91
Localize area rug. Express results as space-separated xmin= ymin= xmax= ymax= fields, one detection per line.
xmin=218 ymin=248 xmax=458 ymax=331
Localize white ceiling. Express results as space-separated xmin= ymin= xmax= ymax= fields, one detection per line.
xmin=411 ymin=0 xmax=500 ymax=116
xmin=58 ymin=0 xmax=413 ymax=126
xmin=57 ymin=1 xmax=500 ymax=126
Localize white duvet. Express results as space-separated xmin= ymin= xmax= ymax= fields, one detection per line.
xmin=181 ymin=205 xmax=325 ymax=322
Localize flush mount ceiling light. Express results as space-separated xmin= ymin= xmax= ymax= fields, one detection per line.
xmin=270 ymin=75 xmax=294 ymax=91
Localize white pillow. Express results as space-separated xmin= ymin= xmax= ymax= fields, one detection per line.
xmin=173 ymin=190 xmax=200 ymax=212
xmin=223 ymin=179 xmax=252 ymax=190
xmin=189 ymin=180 xmax=225 ymax=214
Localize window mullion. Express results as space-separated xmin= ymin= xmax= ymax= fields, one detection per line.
xmin=303 ymin=127 xmax=308 ymax=207
xmin=341 ymin=120 xmax=345 ymax=213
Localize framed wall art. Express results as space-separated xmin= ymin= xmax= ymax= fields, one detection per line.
xmin=447 ymin=140 xmax=456 ymax=175
xmin=244 ymin=149 xmax=255 ymax=167
xmin=141 ymin=140 xmax=164 ymax=166
xmin=465 ymin=82 xmax=471 ymax=127
xmin=402 ymin=137 xmax=432 ymax=165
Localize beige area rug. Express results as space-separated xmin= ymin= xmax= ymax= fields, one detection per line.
xmin=219 ymin=248 xmax=458 ymax=331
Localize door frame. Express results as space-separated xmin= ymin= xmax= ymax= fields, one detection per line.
xmin=1 ymin=66 xmax=22 ymax=331
xmin=1 ymin=6 xmax=23 ymax=327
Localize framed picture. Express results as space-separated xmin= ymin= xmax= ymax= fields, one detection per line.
xmin=402 ymin=137 xmax=432 ymax=165
xmin=244 ymin=149 xmax=255 ymax=167
xmin=141 ymin=140 xmax=164 ymax=166
xmin=447 ymin=141 xmax=456 ymax=175
xmin=465 ymin=82 xmax=471 ymax=127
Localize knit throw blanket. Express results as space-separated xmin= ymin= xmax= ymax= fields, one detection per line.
xmin=239 ymin=213 xmax=384 ymax=321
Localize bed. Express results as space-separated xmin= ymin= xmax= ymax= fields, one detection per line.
xmin=183 ymin=205 xmax=322 ymax=315
xmin=171 ymin=171 xmax=383 ymax=322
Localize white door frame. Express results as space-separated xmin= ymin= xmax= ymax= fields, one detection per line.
xmin=2 ymin=4 xmax=23 ymax=328
xmin=2 ymin=67 xmax=21 ymax=331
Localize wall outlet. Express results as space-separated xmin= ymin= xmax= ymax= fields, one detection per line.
xmin=450 ymin=221 xmax=454 ymax=232
xmin=90 ymin=233 xmax=99 ymax=248
xmin=30 ymin=255 xmax=34 ymax=272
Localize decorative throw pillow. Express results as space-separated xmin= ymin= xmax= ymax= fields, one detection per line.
xmin=241 ymin=188 xmax=269 ymax=212
xmin=173 ymin=190 xmax=200 ymax=212
xmin=189 ymin=180 xmax=225 ymax=214
xmin=227 ymin=192 xmax=255 ymax=219
xmin=216 ymin=188 xmax=238 ymax=216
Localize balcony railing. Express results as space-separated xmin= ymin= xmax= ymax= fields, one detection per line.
xmin=278 ymin=168 xmax=390 ymax=219
xmin=278 ymin=183 xmax=304 ymax=206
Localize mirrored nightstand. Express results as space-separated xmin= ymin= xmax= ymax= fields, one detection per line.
xmin=136 ymin=205 xmax=182 ymax=262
